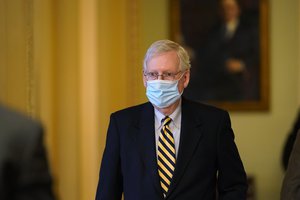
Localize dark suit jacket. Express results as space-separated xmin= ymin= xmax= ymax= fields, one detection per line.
xmin=96 ymin=99 xmax=247 ymax=200
xmin=0 ymin=105 xmax=55 ymax=200
xmin=281 ymin=129 xmax=300 ymax=200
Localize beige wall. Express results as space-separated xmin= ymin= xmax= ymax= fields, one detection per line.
xmin=0 ymin=0 xmax=299 ymax=200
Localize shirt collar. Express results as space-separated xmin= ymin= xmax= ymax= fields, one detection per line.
xmin=154 ymin=100 xmax=181 ymax=129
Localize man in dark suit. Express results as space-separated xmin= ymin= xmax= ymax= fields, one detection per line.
xmin=96 ymin=39 xmax=247 ymax=199
xmin=0 ymin=104 xmax=55 ymax=200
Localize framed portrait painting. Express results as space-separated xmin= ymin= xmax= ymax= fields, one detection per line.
xmin=170 ymin=0 xmax=269 ymax=111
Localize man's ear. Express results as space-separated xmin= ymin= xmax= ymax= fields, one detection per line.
xmin=183 ymin=70 xmax=190 ymax=88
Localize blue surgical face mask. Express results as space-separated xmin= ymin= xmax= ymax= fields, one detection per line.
xmin=146 ymin=79 xmax=183 ymax=108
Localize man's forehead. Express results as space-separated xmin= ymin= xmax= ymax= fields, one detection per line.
xmin=147 ymin=52 xmax=179 ymax=67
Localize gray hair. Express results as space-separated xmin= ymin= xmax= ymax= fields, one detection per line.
xmin=143 ymin=39 xmax=191 ymax=71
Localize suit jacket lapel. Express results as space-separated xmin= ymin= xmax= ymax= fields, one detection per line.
xmin=134 ymin=103 xmax=162 ymax=195
xmin=167 ymin=99 xmax=203 ymax=197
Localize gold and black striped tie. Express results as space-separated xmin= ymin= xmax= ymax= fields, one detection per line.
xmin=157 ymin=116 xmax=176 ymax=197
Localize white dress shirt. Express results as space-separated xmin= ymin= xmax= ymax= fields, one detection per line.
xmin=154 ymin=101 xmax=181 ymax=158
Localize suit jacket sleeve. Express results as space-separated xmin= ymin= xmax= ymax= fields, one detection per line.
xmin=281 ymin=129 xmax=300 ymax=200
xmin=96 ymin=114 xmax=123 ymax=200
xmin=13 ymin=122 xmax=54 ymax=200
xmin=217 ymin=111 xmax=248 ymax=200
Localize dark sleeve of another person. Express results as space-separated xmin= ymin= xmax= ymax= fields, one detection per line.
xmin=281 ymin=129 xmax=300 ymax=200
xmin=14 ymin=122 xmax=55 ymax=200
xmin=282 ymin=109 xmax=300 ymax=170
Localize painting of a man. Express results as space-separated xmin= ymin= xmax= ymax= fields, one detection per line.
xmin=180 ymin=0 xmax=260 ymax=102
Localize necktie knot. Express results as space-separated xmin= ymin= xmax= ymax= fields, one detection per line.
xmin=162 ymin=116 xmax=172 ymax=127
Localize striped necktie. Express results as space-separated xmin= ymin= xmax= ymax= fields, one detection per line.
xmin=157 ymin=116 xmax=176 ymax=197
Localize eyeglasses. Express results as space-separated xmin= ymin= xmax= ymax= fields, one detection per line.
xmin=143 ymin=71 xmax=183 ymax=81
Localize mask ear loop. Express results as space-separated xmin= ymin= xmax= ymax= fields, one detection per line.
xmin=178 ymin=70 xmax=190 ymax=92
xmin=177 ymin=70 xmax=188 ymax=81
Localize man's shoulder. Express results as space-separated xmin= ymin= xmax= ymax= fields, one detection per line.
xmin=0 ymin=104 xmax=42 ymax=134
xmin=183 ymin=98 xmax=227 ymax=114
xmin=182 ymin=99 xmax=231 ymax=127
xmin=111 ymin=102 xmax=152 ymax=117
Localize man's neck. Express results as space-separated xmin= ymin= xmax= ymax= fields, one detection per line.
xmin=154 ymin=99 xmax=181 ymax=116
